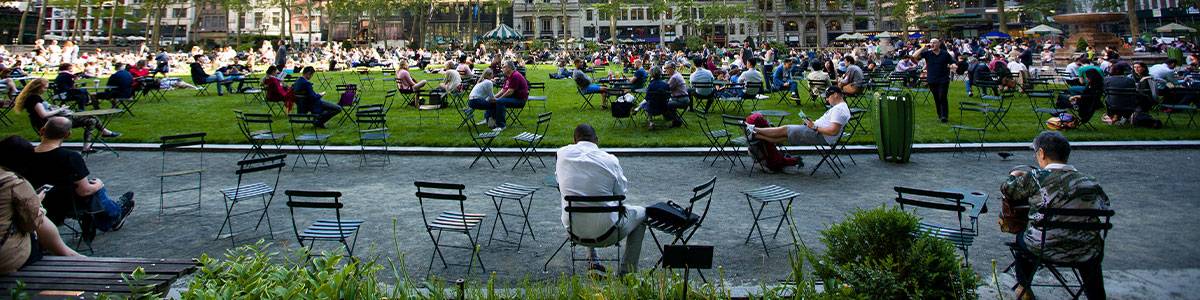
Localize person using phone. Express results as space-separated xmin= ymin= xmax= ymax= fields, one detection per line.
xmin=0 ymin=135 xmax=84 ymax=273
xmin=746 ymin=86 xmax=851 ymax=147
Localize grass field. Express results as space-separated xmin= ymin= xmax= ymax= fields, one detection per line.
xmin=4 ymin=64 xmax=1196 ymax=148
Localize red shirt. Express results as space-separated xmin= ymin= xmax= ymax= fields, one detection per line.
xmin=503 ymin=71 xmax=528 ymax=100
xmin=129 ymin=67 xmax=150 ymax=78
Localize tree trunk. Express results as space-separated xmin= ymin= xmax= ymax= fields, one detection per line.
xmin=17 ymin=2 xmax=30 ymax=44
xmin=151 ymin=4 xmax=162 ymax=49
xmin=659 ymin=0 xmax=666 ymax=48
xmin=1126 ymin=0 xmax=1139 ymax=41
xmin=73 ymin=0 xmax=83 ymax=39
xmin=997 ymin=0 xmax=1007 ymax=33
xmin=561 ymin=1 xmax=569 ymax=40
xmin=280 ymin=0 xmax=289 ymax=41
xmin=107 ymin=0 xmax=118 ymax=45
xmin=36 ymin=0 xmax=47 ymax=40
xmin=608 ymin=0 xmax=616 ymax=43
xmin=467 ymin=1 xmax=474 ymax=45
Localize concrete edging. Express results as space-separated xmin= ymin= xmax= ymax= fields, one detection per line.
xmin=63 ymin=140 xmax=1200 ymax=156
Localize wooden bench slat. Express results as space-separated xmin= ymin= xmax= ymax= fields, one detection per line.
xmin=33 ymin=260 xmax=197 ymax=269
xmin=0 ymin=276 xmax=170 ymax=285
xmin=0 ymin=282 xmax=140 ymax=293
xmin=19 ymin=265 xmax=194 ymax=274
xmin=0 ymin=271 xmax=173 ymax=280
xmin=39 ymin=256 xmax=195 ymax=265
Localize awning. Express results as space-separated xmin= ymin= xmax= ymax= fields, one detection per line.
xmin=1023 ymin=24 xmax=1063 ymax=35
xmin=1156 ymin=23 xmax=1197 ymax=33
xmin=981 ymin=30 xmax=1011 ymax=39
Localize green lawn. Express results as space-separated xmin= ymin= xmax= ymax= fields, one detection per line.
xmin=5 ymin=65 xmax=1197 ymax=148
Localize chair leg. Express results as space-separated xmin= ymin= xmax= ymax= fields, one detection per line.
xmin=543 ymin=238 xmax=570 ymax=273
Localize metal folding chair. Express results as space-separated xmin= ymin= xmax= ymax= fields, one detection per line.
xmin=417 ymin=91 xmax=445 ymax=124
xmin=485 ymin=183 xmax=540 ymax=251
xmin=528 ymin=82 xmax=548 ymax=111
xmin=719 ymin=114 xmax=748 ymax=172
xmin=512 ymin=112 xmax=551 ymax=171
xmin=284 ymin=190 xmax=365 ymax=258
xmin=1027 ymin=89 xmax=1065 ymax=129
xmin=414 ymin=181 xmax=488 ymax=275
xmin=461 ymin=108 xmax=501 ymax=169
xmin=0 ymin=99 xmax=14 ymax=126
xmin=236 ymin=111 xmax=288 ymax=160
xmin=894 ymin=187 xmax=982 ymax=263
xmin=334 ymin=84 xmax=361 ymax=126
xmin=739 ymin=185 xmax=800 ymax=257
xmin=286 ymin=114 xmax=333 ymax=170
xmin=355 ymin=111 xmax=390 ymax=167
xmin=810 ymin=110 xmax=864 ymax=178
xmin=694 ymin=113 xmax=734 ymax=167
xmin=577 ymin=86 xmax=598 ymax=110
xmin=1008 ymin=207 xmax=1113 ymax=300
xmin=952 ymin=102 xmax=991 ymax=159
xmin=217 ymin=155 xmax=286 ymax=245
xmin=649 ymin=177 xmax=716 ymax=260
xmin=543 ymin=195 xmax=627 ymax=275
xmin=158 ymin=132 xmax=206 ymax=215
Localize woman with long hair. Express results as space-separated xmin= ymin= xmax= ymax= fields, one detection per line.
xmin=13 ymin=78 xmax=119 ymax=153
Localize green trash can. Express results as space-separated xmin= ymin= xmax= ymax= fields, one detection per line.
xmin=874 ymin=91 xmax=915 ymax=163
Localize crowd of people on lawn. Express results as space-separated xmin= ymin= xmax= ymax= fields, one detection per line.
xmin=0 ymin=36 xmax=1158 ymax=299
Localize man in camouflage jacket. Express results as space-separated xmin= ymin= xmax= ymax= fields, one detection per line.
xmin=1002 ymin=131 xmax=1110 ymax=299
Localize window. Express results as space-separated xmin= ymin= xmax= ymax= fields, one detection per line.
xmin=254 ymin=12 xmax=264 ymax=27
xmin=542 ymin=18 xmax=551 ymax=33
xmin=757 ymin=0 xmax=773 ymax=11
xmin=172 ymin=8 xmax=186 ymax=18
xmin=827 ymin=20 xmax=841 ymax=32
xmin=586 ymin=9 xmax=593 ymax=21
xmin=760 ymin=20 xmax=774 ymax=33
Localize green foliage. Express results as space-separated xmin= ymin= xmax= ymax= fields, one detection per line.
xmin=803 ymin=207 xmax=980 ymax=299
xmin=685 ymin=36 xmax=705 ymax=51
xmin=529 ymin=39 xmax=547 ymax=52
xmin=1076 ymin=37 xmax=1090 ymax=52
xmin=181 ymin=241 xmax=386 ymax=299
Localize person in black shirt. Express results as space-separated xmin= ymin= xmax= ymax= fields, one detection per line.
xmin=189 ymin=55 xmax=234 ymax=96
xmin=26 ymin=117 xmax=134 ymax=233
xmin=52 ymin=63 xmax=95 ymax=110
xmin=291 ymin=67 xmax=341 ymax=128
xmin=914 ymin=39 xmax=955 ymax=123
xmin=14 ymin=78 xmax=120 ymax=153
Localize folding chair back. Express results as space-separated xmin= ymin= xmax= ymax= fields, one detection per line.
xmin=562 ymin=195 xmax=626 ymax=244
xmin=158 ymin=132 xmax=207 ymax=215
xmin=650 ymin=177 xmax=717 ymax=246
xmin=355 ymin=111 xmax=390 ymax=167
xmin=216 ymin=155 xmax=287 ymax=244
xmin=893 ymin=186 xmax=976 ymax=261
xmin=287 ymin=114 xmax=332 ymax=169
xmin=238 ymin=111 xmax=286 ymax=159
xmin=284 ymin=190 xmax=365 ymax=257
xmin=414 ymin=181 xmax=488 ymax=273
xmin=1016 ymin=207 xmax=1113 ymax=299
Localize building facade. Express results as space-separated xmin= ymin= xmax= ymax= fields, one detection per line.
xmin=512 ymin=0 xmax=882 ymax=46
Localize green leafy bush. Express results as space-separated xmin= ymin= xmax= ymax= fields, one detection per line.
xmin=803 ymin=207 xmax=980 ymax=299
xmin=181 ymin=241 xmax=387 ymax=299
xmin=1075 ymin=37 xmax=1090 ymax=52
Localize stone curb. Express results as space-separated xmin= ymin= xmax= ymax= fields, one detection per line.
xmin=62 ymin=140 xmax=1200 ymax=157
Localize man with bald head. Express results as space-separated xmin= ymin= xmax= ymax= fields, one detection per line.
xmin=26 ymin=117 xmax=135 ymax=234
xmin=555 ymin=123 xmax=646 ymax=275
xmin=913 ymin=38 xmax=955 ymax=123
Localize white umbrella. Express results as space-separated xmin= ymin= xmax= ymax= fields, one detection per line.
xmin=834 ymin=33 xmax=852 ymax=41
xmin=1156 ymin=23 xmax=1197 ymax=33
xmin=1024 ymin=24 xmax=1063 ymax=35
xmin=125 ymin=36 xmax=146 ymax=41
xmin=848 ymin=33 xmax=868 ymax=40
xmin=875 ymin=31 xmax=898 ymax=39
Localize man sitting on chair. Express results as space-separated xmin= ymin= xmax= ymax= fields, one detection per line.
xmin=747 ymin=86 xmax=851 ymax=146
xmin=291 ymin=67 xmax=341 ymax=128
xmin=572 ymin=59 xmax=608 ymax=108
xmin=556 ymin=124 xmax=645 ymax=275
xmin=1002 ymin=131 xmax=1110 ymax=300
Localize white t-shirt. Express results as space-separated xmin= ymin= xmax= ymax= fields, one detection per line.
xmin=815 ymin=102 xmax=852 ymax=145
xmin=469 ymin=79 xmax=494 ymax=101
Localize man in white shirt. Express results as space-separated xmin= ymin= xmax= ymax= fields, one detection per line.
xmin=1149 ymin=59 xmax=1179 ymax=85
xmin=556 ymin=124 xmax=645 ymax=274
xmin=438 ymin=63 xmax=462 ymax=92
xmin=749 ymin=86 xmax=851 ymax=146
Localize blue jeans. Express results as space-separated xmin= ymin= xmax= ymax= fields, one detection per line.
xmin=965 ymin=79 xmax=973 ymax=94
xmin=205 ymin=72 xmax=232 ymax=95
xmin=494 ymin=97 xmax=525 ymax=127
xmin=775 ymin=80 xmax=798 ymax=96
xmin=467 ymin=98 xmax=495 ymax=122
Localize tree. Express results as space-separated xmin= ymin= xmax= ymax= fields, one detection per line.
xmin=222 ymin=0 xmax=258 ymax=45
xmin=141 ymin=0 xmax=176 ymax=49
xmin=890 ymin=0 xmax=914 ymax=39
xmin=646 ymin=0 xmax=669 ymax=47
xmin=673 ymin=0 xmax=698 ymax=37
xmin=997 ymin=0 xmax=1007 ymax=33
xmin=1126 ymin=0 xmax=1139 ymax=39
xmin=17 ymin=0 xmax=30 ymax=44
xmin=36 ymin=0 xmax=49 ymax=40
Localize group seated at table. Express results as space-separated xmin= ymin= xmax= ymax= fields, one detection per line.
xmin=14 ymin=78 xmax=121 ymax=153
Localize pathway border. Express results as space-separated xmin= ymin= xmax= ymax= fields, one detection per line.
xmin=63 ymin=140 xmax=1200 ymax=156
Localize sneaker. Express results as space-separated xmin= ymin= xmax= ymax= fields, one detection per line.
xmin=113 ymin=192 xmax=135 ymax=231
xmin=745 ymin=124 xmax=756 ymax=140
xmin=587 ymin=263 xmax=607 ymax=273
xmin=102 ymin=131 xmax=122 ymax=138
xmin=475 ymin=119 xmax=488 ymax=126
xmin=492 ymin=127 xmax=505 ymax=132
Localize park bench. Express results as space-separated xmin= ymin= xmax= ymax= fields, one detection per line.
xmin=0 ymin=256 xmax=198 ymax=298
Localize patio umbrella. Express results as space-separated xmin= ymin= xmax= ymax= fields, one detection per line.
xmin=847 ymin=33 xmax=868 ymax=40
xmin=909 ymin=32 xmax=924 ymax=39
xmin=481 ymin=24 xmax=524 ymax=41
xmin=1023 ymin=24 xmax=1063 ymax=35
xmin=1156 ymin=23 xmax=1197 ymax=34
xmin=982 ymin=30 xmax=1011 ymax=39
xmin=835 ymin=33 xmax=852 ymax=40
xmin=875 ymin=31 xmax=898 ymax=39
